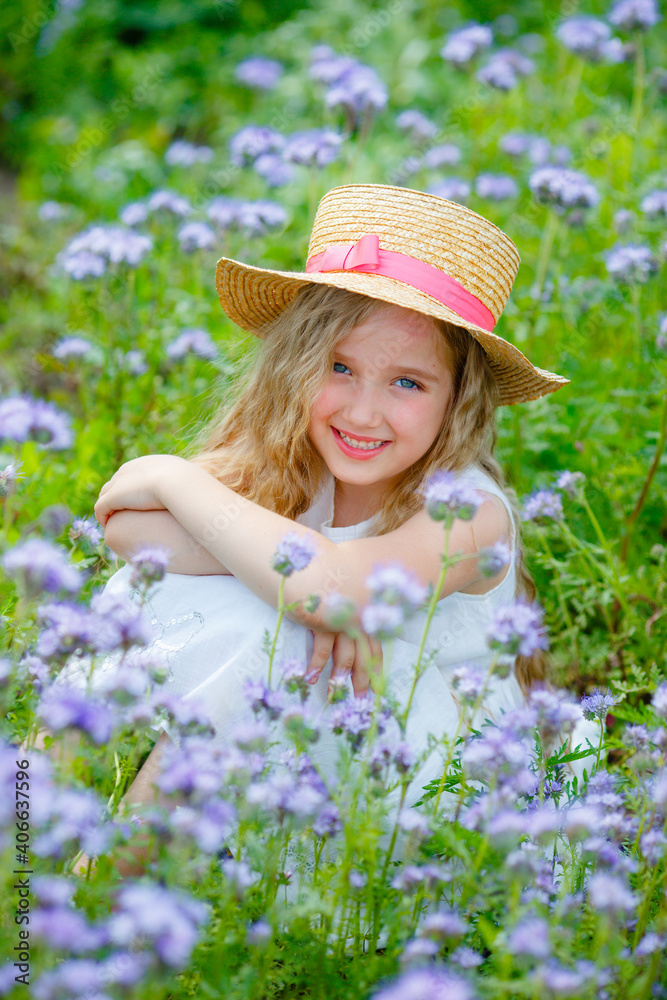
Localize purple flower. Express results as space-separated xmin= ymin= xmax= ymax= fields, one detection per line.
xmin=521 ymin=488 xmax=564 ymax=522
xmin=128 ymin=545 xmax=171 ymax=588
xmin=588 ymin=872 xmax=637 ymax=914
xmin=401 ymin=938 xmax=440 ymax=962
xmin=418 ymin=909 xmax=466 ymax=940
xmin=53 ymin=336 xmax=95 ymax=360
xmin=253 ymin=153 xmax=295 ymax=187
xmin=166 ymin=328 xmax=217 ymax=360
xmin=313 ymin=800 xmax=342 ymax=837
xmin=651 ymin=683 xmax=667 ymax=719
xmin=221 ymin=857 xmax=260 ymax=893
xmin=440 ymin=23 xmax=493 ymax=65
xmin=59 ymin=224 xmax=153 ymax=270
xmin=309 ymin=46 xmax=356 ymax=84
xmin=449 ymin=946 xmax=484 ymax=969
xmin=147 ymin=189 xmax=192 ymax=216
xmin=115 ymin=348 xmax=145 ymax=376
xmin=283 ymin=128 xmax=344 ymax=167
xmin=396 ymin=110 xmax=438 ymax=140
xmin=478 ymin=541 xmax=511 ymax=577
xmin=640 ymin=189 xmax=667 ymax=217
xmin=38 ymin=200 xmax=67 ymax=221
xmin=109 ymin=884 xmax=209 ymax=968
xmin=635 ymin=932 xmax=667 ymax=957
xmin=477 ymin=49 xmax=534 ymax=90
xmin=237 ymin=199 xmax=287 ymax=236
xmin=247 ymin=919 xmax=272 ymax=945
xmin=60 ymin=249 xmax=107 ymax=279
xmin=508 ymin=917 xmax=551 ymax=958
xmin=487 ymin=599 xmax=548 ymax=658
xmin=0 ymin=395 xmax=73 ymax=450
xmin=529 ymin=167 xmax=599 ymax=213
xmin=475 ymin=172 xmax=519 ymax=200
xmin=428 ymin=178 xmax=471 ymax=203
xmin=366 ymin=562 xmax=428 ymax=611
xmin=120 ymin=201 xmax=149 ymax=226
xmin=398 ymin=808 xmax=431 ymax=840
xmin=362 ymin=600 xmax=406 ymax=638
xmin=272 ymin=531 xmax=318 ymax=576
xmin=0 ymin=460 xmax=22 ymax=497
xmin=3 ymin=539 xmax=82 ymax=597
xmin=206 ymin=196 xmax=242 ymax=230
xmin=605 ymin=243 xmax=657 ymax=282
xmin=581 ymin=689 xmax=618 ymax=721
xmin=230 ymin=126 xmax=285 ymax=167
xmin=608 ymin=0 xmax=661 ymax=31
xmin=38 ymin=685 xmax=115 ymax=743
xmin=330 ymin=695 xmax=373 ymax=750
xmin=321 ymin=59 xmax=388 ymax=126
xmin=371 ymin=967 xmax=475 ymax=1000
xmin=177 ymin=221 xmax=216 ymax=252
xmin=451 ymin=664 xmax=488 ymax=703
xmin=31 ymin=906 xmax=105 ymax=952
xmin=89 ymin=590 xmax=153 ymax=651
xmin=235 ymin=56 xmax=284 ymax=90
xmin=614 ymin=208 xmax=635 ymax=233
xmin=555 ymin=470 xmax=585 ymax=498
xmin=556 ymin=18 xmax=624 ymax=62
xmin=640 ymin=830 xmax=667 ymax=864
xmin=244 ymin=679 xmax=285 ymax=720
xmin=420 ymin=470 xmax=482 ymax=522
xmin=165 ymin=140 xmax=213 ymax=167
xmin=69 ymin=516 xmax=103 ymax=546
xmin=422 ymin=143 xmax=462 ymax=168
xmin=533 ymin=962 xmax=589 ymax=995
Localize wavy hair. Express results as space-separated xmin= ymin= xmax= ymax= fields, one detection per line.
xmin=187 ymin=284 xmax=546 ymax=691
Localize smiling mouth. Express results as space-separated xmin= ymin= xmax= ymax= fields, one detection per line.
xmin=332 ymin=427 xmax=391 ymax=451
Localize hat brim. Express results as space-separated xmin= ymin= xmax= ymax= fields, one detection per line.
xmin=215 ymin=255 xmax=569 ymax=407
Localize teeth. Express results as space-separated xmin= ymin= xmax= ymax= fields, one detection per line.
xmin=338 ymin=430 xmax=387 ymax=450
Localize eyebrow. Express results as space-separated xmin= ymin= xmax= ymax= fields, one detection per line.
xmin=333 ymin=351 xmax=443 ymax=385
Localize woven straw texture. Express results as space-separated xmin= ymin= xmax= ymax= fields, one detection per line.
xmin=215 ymin=183 xmax=569 ymax=406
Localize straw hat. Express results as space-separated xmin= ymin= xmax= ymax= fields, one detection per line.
xmin=214 ymin=183 xmax=568 ymax=406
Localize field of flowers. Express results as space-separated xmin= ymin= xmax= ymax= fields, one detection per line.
xmin=1 ymin=0 xmax=667 ymax=996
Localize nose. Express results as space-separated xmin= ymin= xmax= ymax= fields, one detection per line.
xmin=339 ymin=379 xmax=385 ymax=432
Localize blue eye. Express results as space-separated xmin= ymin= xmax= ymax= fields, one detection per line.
xmin=333 ymin=362 xmax=350 ymax=374
xmin=395 ymin=377 xmax=423 ymax=391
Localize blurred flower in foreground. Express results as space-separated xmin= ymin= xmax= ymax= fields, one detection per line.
xmin=69 ymin=517 xmax=102 ymax=547
xmin=0 ymin=396 xmax=73 ymax=450
xmin=2 ymin=538 xmax=82 ymax=597
xmin=167 ymin=329 xmax=217 ymax=361
xmin=52 ymin=336 xmax=95 ymax=361
xmin=556 ymin=17 xmax=625 ymax=62
xmin=272 ymin=532 xmax=318 ymax=577
xmin=487 ymin=599 xmax=548 ymax=658
xmin=310 ymin=46 xmax=387 ymax=130
xmin=608 ymin=0 xmax=661 ymax=32
xmin=235 ymin=56 xmax=284 ymax=90
xmin=207 ymin=197 xmax=287 ymax=236
xmin=128 ymin=545 xmax=171 ymax=588
xmin=165 ymin=140 xmax=214 ymax=166
xmin=556 ymin=470 xmax=586 ymax=497
xmin=605 ymin=243 xmax=657 ymax=282
xmin=254 ymin=153 xmax=294 ymax=187
xmin=230 ymin=126 xmax=285 ymax=167
xmin=120 ymin=201 xmax=149 ymax=226
xmin=501 ymin=132 xmax=571 ymax=166
xmin=371 ymin=966 xmax=475 ymax=1000
xmin=0 ymin=461 xmax=23 ymax=497
xmin=420 ymin=470 xmax=482 ymax=522
xmin=57 ymin=224 xmax=153 ymax=279
xmin=38 ymin=201 xmax=67 ymax=221
xmin=108 ymin=884 xmax=209 ymax=968
xmin=423 ymin=143 xmax=462 ymax=168
xmin=440 ymin=23 xmax=493 ymax=66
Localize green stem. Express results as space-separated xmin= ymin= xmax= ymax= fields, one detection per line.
xmin=532 ymin=209 xmax=560 ymax=307
xmin=539 ymin=530 xmax=579 ymax=662
xmin=403 ymin=522 xmax=452 ymax=724
xmin=630 ymin=281 xmax=643 ymax=362
xmin=631 ymin=31 xmax=645 ymax=136
xmin=621 ymin=387 xmax=667 ymax=563
xmin=267 ymin=576 xmax=286 ymax=686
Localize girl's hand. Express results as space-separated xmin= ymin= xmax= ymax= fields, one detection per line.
xmin=306 ymin=630 xmax=383 ymax=698
xmin=95 ymin=455 xmax=191 ymax=528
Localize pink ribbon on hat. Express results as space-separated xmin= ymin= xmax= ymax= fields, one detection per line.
xmin=305 ymin=232 xmax=496 ymax=332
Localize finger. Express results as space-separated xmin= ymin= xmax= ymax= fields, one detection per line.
xmin=351 ymin=634 xmax=383 ymax=698
xmin=305 ymin=631 xmax=335 ymax=684
xmin=329 ymin=632 xmax=355 ymax=696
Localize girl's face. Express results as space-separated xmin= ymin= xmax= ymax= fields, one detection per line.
xmin=308 ymin=303 xmax=454 ymax=498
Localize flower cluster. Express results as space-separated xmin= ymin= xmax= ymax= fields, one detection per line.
xmin=310 ymin=45 xmax=388 ymax=129
xmin=0 ymin=395 xmax=73 ymax=450
xmin=556 ymin=17 xmax=624 ymax=62
xmin=361 ymin=562 xmax=428 ymax=639
xmin=234 ymin=56 xmax=284 ymax=90
xmin=605 ymin=243 xmax=658 ymax=283
xmin=440 ymin=23 xmax=493 ymax=66
xmin=529 ymin=167 xmax=599 ymax=215
xmin=420 ymin=470 xmax=482 ymax=523
xmin=207 ymin=196 xmax=287 ymax=235
xmin=56 ymin=224 xmax=153 ymax=280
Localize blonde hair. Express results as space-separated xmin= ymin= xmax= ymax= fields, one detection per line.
xmin=187 ymin=284 xmax=546 ymax=691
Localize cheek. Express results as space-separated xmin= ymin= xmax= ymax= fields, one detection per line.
xmin=310 ymin=381 xmax=340 ymax=424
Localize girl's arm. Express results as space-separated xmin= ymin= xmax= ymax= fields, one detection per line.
xmin=94 ymin=456 xmax=509 ymax=632
xmin=104 ymin=509 xmax=232 ymax=575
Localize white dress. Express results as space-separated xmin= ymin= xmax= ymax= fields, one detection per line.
xmin=61 ymin=465 xmax=545 ymax=808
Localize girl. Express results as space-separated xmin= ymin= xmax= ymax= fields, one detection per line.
xmin=86 ymin=183 xmax=572 ymax=835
